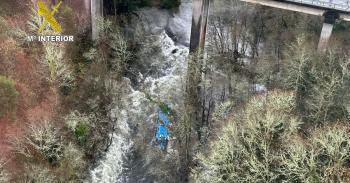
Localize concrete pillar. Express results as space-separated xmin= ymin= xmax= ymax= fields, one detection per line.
xmin=91 ymin=0 xmax=103 ymax=40
xmin=183 ymin=1 xmax=210 ymax=179
xmin=199 ymin=0 xmax=210 ymax=50
xmin=317 ymin=23 xmax=334 ymax=52
xmin=317 ymin=11 xmax=338 ymax=52
xmin=189 ymin=0 xmax=210 ymax=53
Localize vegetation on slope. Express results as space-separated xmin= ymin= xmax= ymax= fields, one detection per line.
xmin=282 ymin=37 xmax=350 ymax=125
xmin=192 ymin=91 xmax=350 ymax=182
xmin=1 ymin=0 xmax=350 ymax=182
xmin=0 ymin=0 xmax=132 ymax=181
xmin=192 ymin=36 xmax=350 ymax=182
xmin=0 ymin=76 xmax=18 ymax=118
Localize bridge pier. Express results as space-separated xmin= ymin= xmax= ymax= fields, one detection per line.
xmin=239 ymin=0 xmax=350 ymax=52
xmin=317 ymin=23 xmax=334 ymax=52
xmin=317 ymin=11 xmax=339 ymax=52
xmin=189 ymin=0 xmax=210 ymax=53
xmin=183 ymin=1 xmax=211 ymax=180
xmin=91 ymin=0 xmax=103 ymax=40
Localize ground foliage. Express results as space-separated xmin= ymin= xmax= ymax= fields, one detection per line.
xmin=192 ymin=91 xmax=350 ymax=183
xmin=0 ymin=76 xmax=18 ymax=118
xmin=282 ymin=37 xmax=350 ymax=125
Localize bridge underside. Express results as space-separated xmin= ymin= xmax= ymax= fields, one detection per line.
xmin=239 ymin=0 xmax=350 ymax=51
xmin=240 ymin=0 xmax=350 ymax=21
xmin=189 ymin=0 xmax=350 ymax=53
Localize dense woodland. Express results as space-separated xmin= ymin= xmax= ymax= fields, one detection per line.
xmin=1 ymin=0 xmax=350 ymax=182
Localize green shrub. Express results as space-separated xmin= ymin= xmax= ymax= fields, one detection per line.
xmin=160 ymin=0 xmax=181 ymax=9
xmin=107 ymin=0 xmax=152 ymax=14
xmin=65 ymin=111 xmax=91 ymax=145
xmin=74 ymin=122 xmax=90 ymax=145
xmin=59 ymin=75 xmax=75 ymax=96
xmin=110 ymin=0 xmax=180 ymax=11
xmin=283 ymin=37 xmax=350 ymax=124
xmin=145 ymin=94 xmax=172 ymax=114
xmin=0 ymin=76 xmax=18 ymax=118
xmin=95 ymin=18 xmax=132 ymax=79
xmin=159 ymin=102 xmax=171 ymax=114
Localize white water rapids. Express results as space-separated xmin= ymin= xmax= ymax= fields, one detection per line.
xmin=90 ymin=1 xmax=192 ymax=182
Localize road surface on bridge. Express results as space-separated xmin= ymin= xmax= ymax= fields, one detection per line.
xmin=283 ymin=0 xmax=350 ymax=13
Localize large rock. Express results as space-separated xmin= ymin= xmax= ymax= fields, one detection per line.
xmin=137 ymin=0 xmax=192 ymax=46
xmin=138 ymin=8 xmax=170 ymax=34
xmin=166 ymin=0 xmax=193 ymax=46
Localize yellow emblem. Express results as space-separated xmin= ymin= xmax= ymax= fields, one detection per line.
xmin=37 ymin=1 xmax=63 ymax=33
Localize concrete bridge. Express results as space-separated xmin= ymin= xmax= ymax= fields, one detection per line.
xmin=189 ymin=0 xmax=350 ymax=52
xmin=88 ymin=0 xmax=350 ymax=51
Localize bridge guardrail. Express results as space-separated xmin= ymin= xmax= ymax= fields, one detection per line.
xmin=283 ymin=0 xmax=350 ymax=12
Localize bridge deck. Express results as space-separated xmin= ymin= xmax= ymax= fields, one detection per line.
xmin=282 ymin=0 xmax=350 ymax=13
xmin=241 ymin=0 xmax=350 ymax=21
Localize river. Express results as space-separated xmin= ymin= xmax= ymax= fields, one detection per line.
xmin=90 ymin=1 xmax=192 ymax=182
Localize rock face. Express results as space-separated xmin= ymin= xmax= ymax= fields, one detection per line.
xmin=138 ymin=8 xmax=170 ymax=35
xmin=166 ymin=0 xmax=193 ymax=46
xmin=138 ymin=0 xmax=193 ymax=46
